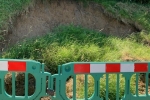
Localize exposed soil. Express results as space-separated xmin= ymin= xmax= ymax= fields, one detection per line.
xmin=0 ymin=0 xmax=140 ymax=52
xmin=5 ymin=73 xmax=36 ymax=96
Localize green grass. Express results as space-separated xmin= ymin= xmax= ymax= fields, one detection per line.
xmin=79 ymin=0 xmax=150 ymax=45
xmin=2 ymin=25 xmax=150 ymax=71
xmin=0 ymin=0 xmax=30 ymax=27
xmin=79 ymin=0 xmax=150 ymax=31
xmin=0 ymin=0 xmax=31 ymax=40
xmin=2 ymin=25 xmax=150 ymax=99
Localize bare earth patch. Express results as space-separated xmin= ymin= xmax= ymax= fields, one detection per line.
xmin=0 ymin=0 xmax=140 ymax=52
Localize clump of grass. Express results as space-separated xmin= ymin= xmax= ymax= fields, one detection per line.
xmin=129 ymin=30 xmax=150 ymax=45
xmin=113 ymin=2 xmax=150 ymax=31
xmin=79 ymin=0 xmax=150 ymax=31
xmin=0 ymin=0 xmax=31 ymax=41
xmin=0 ymin=0 xmax=30 ymax=28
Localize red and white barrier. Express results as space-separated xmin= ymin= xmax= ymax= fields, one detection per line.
xmin=74 ymin=63 xmax=148 ymax=73
xmin=0 ymin=61 xmax=26 ymax=72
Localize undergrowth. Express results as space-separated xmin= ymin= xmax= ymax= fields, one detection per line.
xmin=3 ymin=25 xmax=150 ymax=70
xmin=2 ymin=25 xmax=150 ymax=99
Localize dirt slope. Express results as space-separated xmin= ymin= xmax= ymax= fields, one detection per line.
xmin=1 ymin=0 xmax=140 ymax=52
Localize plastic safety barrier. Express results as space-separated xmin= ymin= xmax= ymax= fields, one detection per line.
xmin=50 ymin=62 xmax=150 ymax=100
xmin=0 ymin=59 xmax=51 ymax=100
xmin=0 ymin=59 xmax=150 ymax=100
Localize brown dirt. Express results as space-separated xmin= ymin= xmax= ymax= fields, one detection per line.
xmin=0 ymin=0 xmax=140 ymax=52
xmin=5 ymin=73 xmax=36 ymax=96
xmin=5 ymin=72 xmax=50 ymax=100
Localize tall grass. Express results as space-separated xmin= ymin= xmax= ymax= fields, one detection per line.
xmin=2 ymin=25 xmax=150 ymax=71
xmin=2 ymin=25 xmax=150 ymax=99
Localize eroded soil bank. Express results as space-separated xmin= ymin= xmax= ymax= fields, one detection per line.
xmin=0 ymin=0 xmax=140 ymax=52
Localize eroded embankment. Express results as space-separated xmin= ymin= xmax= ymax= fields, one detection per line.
xmin=0 ymin=0 xmax=140 ymax=52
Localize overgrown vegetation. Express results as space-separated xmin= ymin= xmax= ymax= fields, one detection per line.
xmin=2 ymin=25 xmax=150 ymax=99
xmin=1 ymin=0 xmax=150 ymax=99
xmin=2 ymin=25 xmax=150 ymax=71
